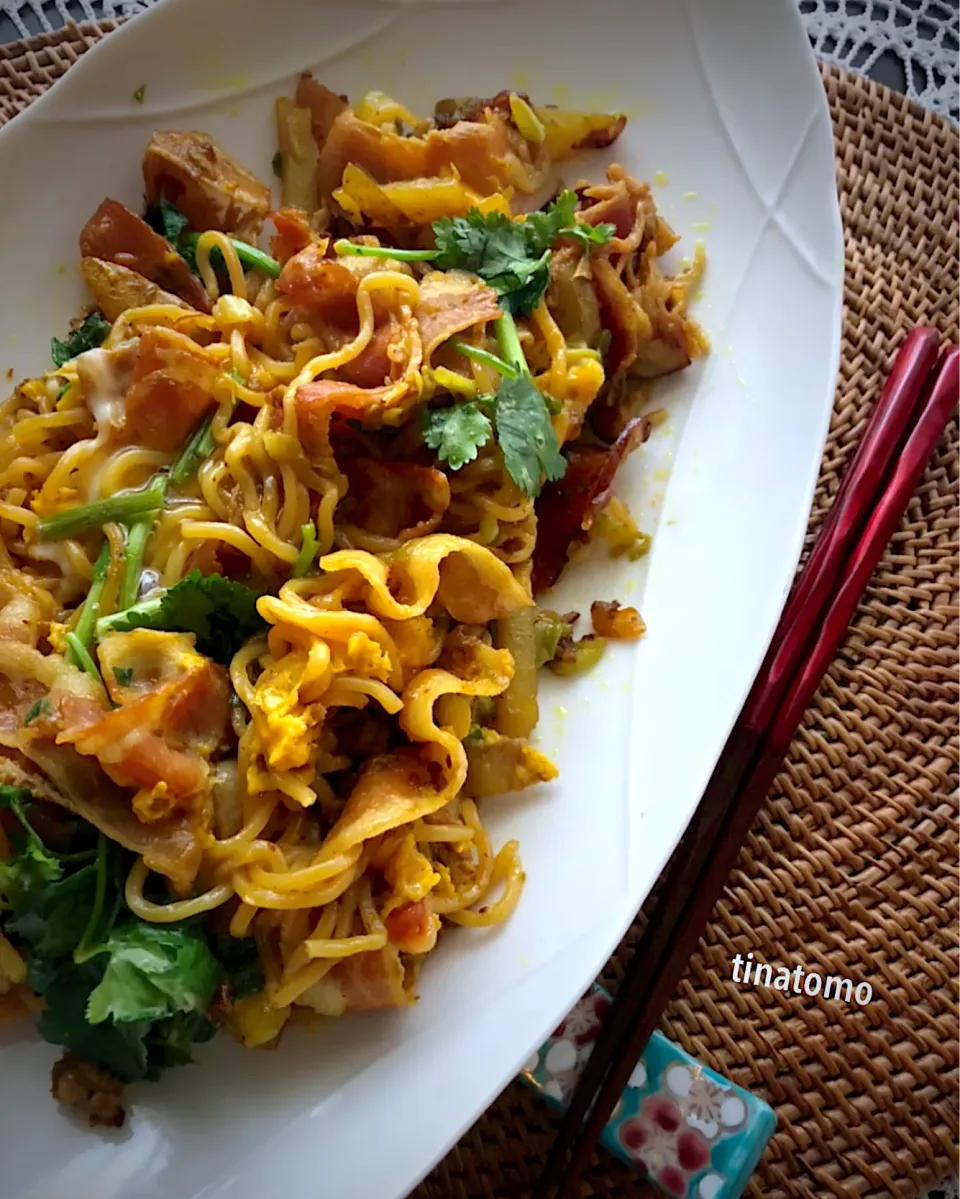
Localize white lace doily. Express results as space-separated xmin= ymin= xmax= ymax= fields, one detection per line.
xmin=801 ymin=0 xmax=958 ymax=121
xmin=0 ymin=0 xmax=957 ymax=120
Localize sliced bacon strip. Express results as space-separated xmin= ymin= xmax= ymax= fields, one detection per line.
xmin=124 ymin=327 xmax=219 ymax=451
xmin=414 ymin=271 xmax=501 ymax=363
xmin=57 ymin=633 xmax=230 ymax=821
xmin=332 ymin=322 xmax=400 ymax=389
xmin=79 ymin=198 xmax=210 ymax=312
xmin=531 ymin=415 xmax=651 ymax=595
xmin=295 ymin=379 xmax=393 ymax=454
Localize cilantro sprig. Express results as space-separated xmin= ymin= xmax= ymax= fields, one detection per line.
xmin=422 ymin=313 xmax=566 ymax=497
xmin=339 ymin=190 xmax=609 ymax=496
xmin=433 ymin=189 xmax=613 ymax=316
xmin=51 ymin=311 xmax=111 ymax=369
xmin=2 ymin=793 xmax=261 ymax=1086
xmin=95 ymin=570 xmax=266 ymax=664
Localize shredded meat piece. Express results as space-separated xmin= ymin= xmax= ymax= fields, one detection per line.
xmin=590 ymin=600 xmax=646 ymax=640
xmin=79 ymin=198 xmax=210 ymax=312
xmin=51 ymin=1054 xmax=126 ymax=1129
xmin=143 ymin=131 xmax=271 ymax=240
xmin=330 ymin=322 xmax=401 ymax=389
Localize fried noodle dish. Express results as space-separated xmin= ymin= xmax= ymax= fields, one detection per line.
xmin=0 ymin=79 xmax=706 ymax=1125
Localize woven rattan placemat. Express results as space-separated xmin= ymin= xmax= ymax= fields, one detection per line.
xmin=1 ymin=24 xmax=956 ymax=1199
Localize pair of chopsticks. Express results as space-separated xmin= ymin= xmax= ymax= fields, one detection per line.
xmin=535 ymin=328 xmax=959 ymax=1199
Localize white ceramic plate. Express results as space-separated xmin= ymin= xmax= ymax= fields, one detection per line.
xmin=0 ymin=1 xmax=842 ymax=1195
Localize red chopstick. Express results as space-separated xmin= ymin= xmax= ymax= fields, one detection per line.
xmin=534 ymin=337 xmax=956 ymax=1199
xmin=750 ymin=326 xmax=940 ymax=729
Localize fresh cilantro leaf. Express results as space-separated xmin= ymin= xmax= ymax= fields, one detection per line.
xmin=563 ymin=220 xmax=616 ymax=250
xmin=37 ymin=958 xmax=152 ymax=1082
xmin=8 ymin=866 xmax=97 ymax=960
xmin=146 ymin=197 xmax=189 ymax=246
xmin=497 ymin=260 xmax=552 ymax=317
xmin=96 ymin=571 xmax=266 ymax=664
xmin=463 ymin=725 xmax=484 ymax=743
xmin=493 ymin=375 xmax=567 ymax=498
xmin=145 ymin=1009 xmax=216 ymax=1078
xmin=433 ymin=210 xmax=551 ymax=317
xmin=0 ymin=784 xmax=31 ymax=811
xmin=23 ymin=697 xmax=52 ymax=726
xmin=423 ymin=401 xmax=493 ymax=470
xmin=86 ymin=921 xmax=221 ymax=1026
xmin=0 ymin=844 xmax=62 ymax=911
xmin=522 ymin=189 xmax=579 ymax=250
xmin=0 ymin=785 xmax=64 ymax=908
xmin=113 ymin=667 xmax=134 ymax=687
xmin=145 ymin=198 xmax=198 ymax=273
xmin=51 ymin=312 xmax=111 ymax=368
xmin=431 ymin=192 xmax=609 ymax=318
xmin=210 ymin=932 xmax=264 ymax=1001
xmin=523 ymin=190 xmax=614 ymax=253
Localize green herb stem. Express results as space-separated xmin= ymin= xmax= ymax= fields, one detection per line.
xmin=73 ymin=834 xmax=109 ymax=965
xmin=333 ymin=238 xmax=436 ymax=262
xmin=451 ymin=339 xmax=518 ymax=379
xmin=495 ymin=311 xmax=529 ymax=375
xmin=118 ymin=417 xmax=216 ymax=611
xmin=169 ymin=414 xmax=216 ymax=487
xmin=291 ymin=521 xmax=318 ymax=578
xmin=64 ymin=633 xmax=104 ymax=688
xmin=119 ymin=520 xmax=154 ymax=610
xmin=67 ymin=541 xmax=111 ymax=663
xmin=37 ymin=491 xmax=164 ymax=542
xmin=182 ymin=233 xmax=281 ymax=279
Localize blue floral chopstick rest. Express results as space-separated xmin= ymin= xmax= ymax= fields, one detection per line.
xmin=520 ymin=985 xmax=776 ymax=1198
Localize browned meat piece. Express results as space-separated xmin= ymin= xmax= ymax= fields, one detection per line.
xmin=531 ymin=415 xmax=651 ymax=594
xmin=51 ymin=1054 xmax=126 ymax=1128
xmin=79 ymin=199 xmax=210 ymax=311
xmin=143 ymin=131 xmax=271 ymax=241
